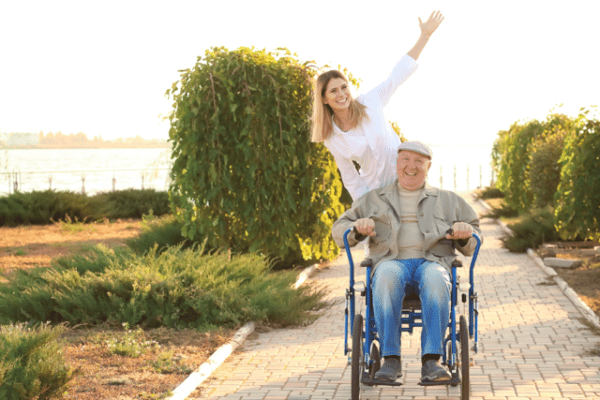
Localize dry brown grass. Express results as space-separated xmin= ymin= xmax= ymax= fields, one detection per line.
xmin=0 ymin=220 xmax=236 ymax=399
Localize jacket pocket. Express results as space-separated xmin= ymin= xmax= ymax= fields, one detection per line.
xmin=369 ymin=211 xmax=393 ymax=248
xmin=432 ymin=207 xmax=451 ymax=236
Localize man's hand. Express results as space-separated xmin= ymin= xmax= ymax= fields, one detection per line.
xmin=446 ymin=222 xmax=473 ymax=240
xmin=418 ymin=10 xmax=444 ymax=36
xmin=355 ymin=218 xmax=376 ymax=237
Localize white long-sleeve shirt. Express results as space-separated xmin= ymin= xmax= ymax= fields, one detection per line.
xmin=324 ymin=55 xmax=418 ymax=201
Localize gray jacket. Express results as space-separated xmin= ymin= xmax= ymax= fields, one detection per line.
xmin=332 ymin=180 xmax=482 ymax=275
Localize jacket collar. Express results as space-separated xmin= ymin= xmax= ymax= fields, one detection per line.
xmin=379 ymin=179 xmax=439 ymax=216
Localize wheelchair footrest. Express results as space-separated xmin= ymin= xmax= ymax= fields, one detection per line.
xmin=361 ymin=375 xmax=403 ymax=387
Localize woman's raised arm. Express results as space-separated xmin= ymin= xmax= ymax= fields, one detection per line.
xmin=407 ymin=11 xmax=444 ymax=61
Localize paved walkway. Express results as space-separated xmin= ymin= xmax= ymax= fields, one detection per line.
xmin=191 ymin=194 xmax=600 ymax=400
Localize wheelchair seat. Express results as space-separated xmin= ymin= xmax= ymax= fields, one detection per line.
xmin=402 ymin=293 xmax=421 ymax=310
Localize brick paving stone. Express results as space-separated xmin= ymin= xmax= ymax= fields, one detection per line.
xmin=192 ymin=193 xmax=600 ymax=399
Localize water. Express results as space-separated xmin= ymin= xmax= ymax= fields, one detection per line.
xmin=0 ymin=145 xmax=495 ymax=196
xmin=0 ymin=148 xmax=172 ymax=195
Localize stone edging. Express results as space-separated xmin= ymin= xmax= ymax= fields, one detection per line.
xmin=166 ymin=263 xmax=319 ymax=400
xmin=475 ymin=196 xmax=600 ymax=330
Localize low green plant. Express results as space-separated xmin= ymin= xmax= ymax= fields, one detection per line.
xmin=150 ymin=350 xmax=192 ymax=374
xmin=482 ymin=200 xmax=519 ymax=219
xmin=89 ymin=189 xmax=170 ymax=220
xmin=14 ymin=248 xmax=26 ymax=256
xmin=502 ymin=207 xmax=560 ymax=252
xmin=54 ymin=214 xmax=96 ymax=234
xmin=0 ymin=245 xmax=327 ymax=329
xmin=127 ymin=214 xmax=195 ymax=255
xmin=475 ymin=186 xmax=505 ymax=200
xmin=0 ymin=322 xmax=76 ymax=399
xmin=105 ymin=323 xmax=159 ymax=357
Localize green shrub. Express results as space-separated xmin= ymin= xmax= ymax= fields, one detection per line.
xmin=0 ymin=323 xmax=75 ymax=399
xmin=89 ymin=189 xmax=170 ymax=220
xmin=527 ymin=114 xmax=574 ymax=208
xmin=167 ymin=46 xmax=344 ymax=268
xmin=127 ymin=214 xmax=195 ymax=255
xmin=0 ymin=189 xmax=171 ymax=227
xmin=475 ymin=186 xmax=505 ymax=200
xmin=492 ymin=120 xmax=544 ymax=212
xmin=0 ymin=245 xmax=326 ymax=329
xmin=0 ymin=190 xmax=89 ymax=226
xmin=502 ymin=207 xmax=560 ymax=252
xmin=555 ymin=114 xmax=600 ymax=241
xmin=482 ymin=200 xmax=519 ymax=219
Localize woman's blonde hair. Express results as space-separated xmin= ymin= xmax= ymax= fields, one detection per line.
xmin=310 ymin=70 xmax=368 ymax=143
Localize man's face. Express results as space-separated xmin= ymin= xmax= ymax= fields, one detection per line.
xmin=397 ymin=150 xmax=431 ymax=191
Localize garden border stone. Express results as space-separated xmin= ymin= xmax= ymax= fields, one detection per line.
xmin=166 ymin=262 xmax=319 ymax=400
xmin=475 ymin=195 xmax=600 ymax=330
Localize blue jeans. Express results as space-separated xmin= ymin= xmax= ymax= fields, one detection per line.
xmin=372 ymin=259 xmax=451 ymax=358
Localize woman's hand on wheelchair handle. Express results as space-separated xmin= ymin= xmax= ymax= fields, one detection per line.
xmin=354 ymin=218 xmax=376 ymax=237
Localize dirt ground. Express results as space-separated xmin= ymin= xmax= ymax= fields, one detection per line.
xmin=538 ymin=247 xmax=600 ymax=319
xmin=0 ymin=220 xmax=235 ymax=399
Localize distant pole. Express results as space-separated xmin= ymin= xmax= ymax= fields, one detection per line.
xmin=81 ymin=174 xmax=85 ymax=195
xmin=13 ymin=171 xmax=18 ymax=192
xmin=141 ymin=173 xmax=144 ymax=190
xmin=439 ymin=166 xmax=443 ymax=189
xmin=453 ymin=165 xmax=456 ymax=192
xmin=112 ymin=173 xmax=116 ymax=192
xmin=49 ymin=176 xmax=52 ymax=191
xmin=466 ymin=165 xmax=469 ymax=191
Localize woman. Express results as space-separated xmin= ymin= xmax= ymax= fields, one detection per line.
xmin=311 ymin=11 xmax=444 ymax=202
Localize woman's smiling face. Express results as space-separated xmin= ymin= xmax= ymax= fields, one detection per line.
xmin=322 ymin=77 xmax=351 ymax=112
xmin=396 ymin=150 xmax=431 ymax=191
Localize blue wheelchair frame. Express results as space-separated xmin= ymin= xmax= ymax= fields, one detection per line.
xmin=343 ymin=227 xmax=481 ymax=398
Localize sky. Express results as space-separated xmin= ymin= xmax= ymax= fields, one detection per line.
xmin=1 ymin=0 xmax=599 ymax=146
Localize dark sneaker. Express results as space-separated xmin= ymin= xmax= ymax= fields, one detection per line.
xmin=421 ymin=359 xmax=451 ymax=382
xmin=374 ymin=357 xmax=402 ymax=381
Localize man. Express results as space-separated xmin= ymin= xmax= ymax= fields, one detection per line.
xmin=332 ymin=141 xmax=482 ymax=383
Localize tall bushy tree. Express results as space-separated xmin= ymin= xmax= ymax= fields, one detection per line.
xmin=527 ymin=113 xmax=577 ymax=208
xmin=167 ymin=46 xmax=344 ymax=265
xmin=492 ymin=119 xmax=544 ymax=212
xmin=555 ymin=114 xmax=600 ymax=241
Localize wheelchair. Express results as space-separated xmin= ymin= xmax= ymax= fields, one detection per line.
xmin=343 ymin=228 xmax=482 ymax=400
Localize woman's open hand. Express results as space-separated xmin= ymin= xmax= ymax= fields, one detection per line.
xmin=419 ymin=10 xmax=444 ymax=36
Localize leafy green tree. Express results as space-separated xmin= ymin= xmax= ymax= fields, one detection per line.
xmin=167 ymin=46 xmax=344 ymax=266
xmin=555 ymin=111 xmax=600 ymax=241
xmin=527 ymin=113 xmax=577 ymax=208
xmin=492 ymin=119 xmax=544 ymax=212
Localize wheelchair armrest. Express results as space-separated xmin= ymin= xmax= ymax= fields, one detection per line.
xmin=360 ymin=258 xmax=373 ymax=268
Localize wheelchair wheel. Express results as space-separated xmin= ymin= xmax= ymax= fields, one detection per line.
xmin=369 ymin=341 xmax=381 ymax=379
xmin=459 ymin=315 xmax=470 ymax=400
xmin=351 ymin=314 xmax=364 ymax=400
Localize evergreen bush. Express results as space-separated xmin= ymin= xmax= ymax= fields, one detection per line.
xmin=167 ymin=46 xmax=344 ymax=267
xmin=90 ymin=189 xmax=170 ymax=220
xmin=0 ymin=245 xmax=326 ymax=329
xmin=0 ymin=323 xmax=75 ymax=399
xmin=502 ymin=207 xmax=559 ymax=252
xmin=555 ymin=113 xmax=600 ymax=241
xmin=0 ymin=189 xmax=170 ymax=226
xmin=127 ymin=214 xmax=195 ymax=255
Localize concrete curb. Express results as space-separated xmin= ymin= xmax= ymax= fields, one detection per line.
xmin=476 ymin=195 xmax=600 ymax=331
xmin=166 ymin=263 xmax=319 ymax=400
